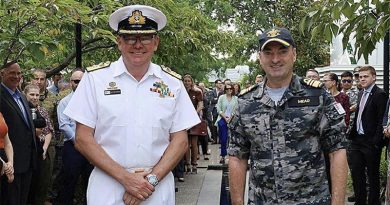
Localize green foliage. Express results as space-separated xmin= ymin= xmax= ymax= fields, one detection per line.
xmin=300 ymin=0 xmax=390 ymax=61
xmin=193 ymin=0 xmax=330 ymax=76
xmin=0 ymin=0 xmax=240 ymax=80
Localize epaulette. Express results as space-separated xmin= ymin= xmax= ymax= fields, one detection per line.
xmin=301 ymin=78 xmax=323 ymax=88
xmin=86 ymin=61 xmax=111 ymax=72
xmin=239 ymin=84 xmax=259 ymax=97
xmin=161 ymin=65 xmax=182 ymax=79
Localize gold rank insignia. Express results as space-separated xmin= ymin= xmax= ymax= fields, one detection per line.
xmin=104 ymin=81 xmax=121 ymax=95
xmin=129 ymin=10 xmax=146 ymax=25
xmin=150 ymin=81 xmax=174 ymax=98
xmin=161 ymin=65 xmax=182 ymax=79
xmin=86 ymin=61 xmax=111 ymax=72
xmin=267 ymin=29 xmax=280 ymax=38
xmin=239 ymin=84 xmax=258 ymax=97
xmin=302 ymin=78 xmax=323 ymax=88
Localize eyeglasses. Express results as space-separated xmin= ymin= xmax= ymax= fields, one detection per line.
xmin=72 ymin=80 xmax=81 ymax=84
xmin=342 ymin=79 xmax=352 ymax=83
xmin=120 ymin=35 xmax=155 ymax=45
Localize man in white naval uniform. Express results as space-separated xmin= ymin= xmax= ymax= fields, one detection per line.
xmin=64 ymin=5 xmax=200 ymax=205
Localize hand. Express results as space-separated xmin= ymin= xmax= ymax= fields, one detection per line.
xmin=121 ymin=171 xmax=154 ymax=201
xmin=123 ymin=192 xmax=143 ymax=205
xmin=384 ymin=127 xmax=390 ymax=137
xmin=42 ymin=147 xmax=47 ymax=160
xmin=4 ymin=162 xmax=13 ymax=176
xmin=4 ymin=162 xmax=14 ymax=183
xmin=350 ymin=104 xmax=357 ymax=112
xmin=35 ymin=128 xmax=43 ymax=137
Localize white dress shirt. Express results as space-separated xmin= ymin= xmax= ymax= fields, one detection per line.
xmin=64 ymin=57 xmax=199 ymax=205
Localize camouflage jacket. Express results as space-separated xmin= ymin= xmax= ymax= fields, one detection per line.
xmin=228 ymin=75 xmax=347 ymax=205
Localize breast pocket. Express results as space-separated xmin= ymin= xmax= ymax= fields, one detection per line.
xmin=151 ymin=97 xmax=176 ymax=130
xmin=98 ymin=95 xmax=128 ymax=126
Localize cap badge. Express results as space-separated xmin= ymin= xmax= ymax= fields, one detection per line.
xmin=129 ymin=10 xmax=146 ymax=25
xmin=267 ymin=29 xmax=280 ymax=38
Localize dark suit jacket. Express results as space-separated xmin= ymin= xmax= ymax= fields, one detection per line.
xmin=0 ymin=84 xmax=37 ymax=174
xmin=350 ymin=84 xmax=388 ymax=147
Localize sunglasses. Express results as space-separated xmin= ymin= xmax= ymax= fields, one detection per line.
xmin=342 ymin=79 xmax=352 ymax=83
xmin=120 ymin=35 xmax=155 ymax=45
xmin=226 ymin=88 xmax=233 ymax=90
xmin=72 ymin=80 xmax=81 ymax=84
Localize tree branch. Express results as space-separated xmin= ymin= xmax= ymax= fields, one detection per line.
xmin=46 ymin=38 xmax=113 ymax=77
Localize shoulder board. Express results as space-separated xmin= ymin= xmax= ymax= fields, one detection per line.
xmin=301 ymin=78 xmax=323 ymax=88
xmin=239 ymin=84 xmax=258 ymax=96
xmin=161 ymin=65 xmax=182 ymax=79
xmin=86 ymin=61 xmax=111 ymax=72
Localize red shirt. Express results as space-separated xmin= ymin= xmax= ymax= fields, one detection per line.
xmin=334 ymin=92 xmax=350 ymax=127
xmin=0 ymin=113 xmax=8 ymax=149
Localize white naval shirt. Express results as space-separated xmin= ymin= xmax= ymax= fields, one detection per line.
xmin=64 ymin=57 xmax=200 ymax=205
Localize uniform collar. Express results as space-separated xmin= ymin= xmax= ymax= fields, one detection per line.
xmin=254 ymin=75 xmax=306 ymax=107
xmin=113 ymin=56 xmax=163 ymax=79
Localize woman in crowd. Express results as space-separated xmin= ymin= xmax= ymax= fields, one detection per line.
xmin=24 ymin=84 xmax=54 ymax=205
xmin=323 ymin=72 xmax=350 ymax=127
xmin=183 ymin=74 xmax=203 ymax=173
xmin=233 ymin=82 xmax=241 ymax=96
xmin=215 ymin=83 xmax=238 ymax=164
xmin=0 ymin=111 xmax=14 ymax=183
xmin=322 ymin=72 xmax=350 ymax=192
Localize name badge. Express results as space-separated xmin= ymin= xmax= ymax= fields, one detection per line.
xmin=288 ymin=96 xmax=319 ymax=107
xmin=104 ymin=89 xmax=121 ymax=95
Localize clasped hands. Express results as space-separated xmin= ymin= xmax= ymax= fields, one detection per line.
xmin=384 ymin=126 xmax=390 ymax=138
xmin=122 ymin=171 xmax=155 ymax=205
xmin=0 ymin=158 xmax=14 ymax=183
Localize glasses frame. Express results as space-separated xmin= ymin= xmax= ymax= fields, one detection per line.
xmin=341 ymin=79 xmax=353 ymax=83
xmin=120 ymin=34 xmax=156 ymax=45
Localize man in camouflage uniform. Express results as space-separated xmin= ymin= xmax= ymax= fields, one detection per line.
xmin=228 ymin=27 xmax=348 ymax=205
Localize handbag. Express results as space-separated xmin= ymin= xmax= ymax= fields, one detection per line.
xmin=189 ymin=120 xmax=208 ymax=136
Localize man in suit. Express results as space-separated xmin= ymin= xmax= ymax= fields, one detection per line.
xmin=207 ymin=79 xmax=223 ymax=143
xmin=349 ymin=65 xmax=388 ymax=205
xmin=0 ymin=61 xmax=37 ymax=205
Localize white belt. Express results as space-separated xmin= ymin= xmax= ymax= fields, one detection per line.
xmin=125 ymin=167 xmax=153 ymax=173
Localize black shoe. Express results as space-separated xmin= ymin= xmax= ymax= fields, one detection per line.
xmin=204 ymin=156 xmax=209 ymax=160
xmin=347 ymin=195 xmax=355 ymax=202
xmin=219 ymin=157 xmax=225 ymax=164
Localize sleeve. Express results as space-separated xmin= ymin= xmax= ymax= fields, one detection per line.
xmin=64 ymin=72 xmax=97 ymax=129
xmin=373 ymin=91 xmax=388 ymax=146
xmin=58 ymin=98 xmax=75 ymax=141
xmin=216 ymin=95 xmax=223 ymax=115
xmin=228 ymin=99 xmax=251 ymax=159
xmin=170 ymin=82 xmax=200 ymax=133
xmin=342 ymin=94 xmax=350 ymax=128
xmin=319 ymin=90 xmax=348 ymax=153
xmin=39 ymin=107 xmax=54 ymax=137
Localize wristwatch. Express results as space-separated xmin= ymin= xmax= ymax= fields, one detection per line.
xmin=146 ymin=174 xmax=159 ymax=187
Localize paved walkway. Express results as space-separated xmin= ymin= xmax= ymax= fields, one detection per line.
xmin=175 ymin=144 xmax=224 ymax=205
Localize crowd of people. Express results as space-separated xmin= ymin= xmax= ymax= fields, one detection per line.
xmin=1 ymin=3 xmax=390 ymax=205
